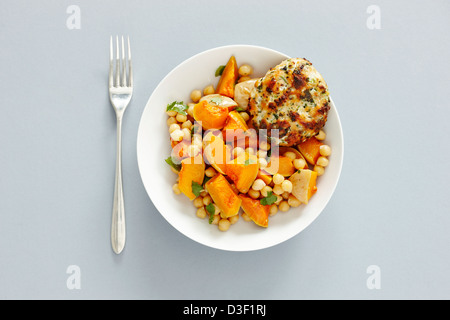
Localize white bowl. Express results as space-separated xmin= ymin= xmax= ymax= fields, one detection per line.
xmin=137 ymin=45 xmax=344 ymax=251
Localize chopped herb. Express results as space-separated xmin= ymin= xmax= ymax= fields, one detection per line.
xmin=244 ymin=159 xmax=255 ymax=166
xmin=234 ymin=107 xmax=246 ymax=112
xmin=166 ymin=101 xmax=188 ymax=115
xmin=210 ymin=96 xmax=223 ymax=105
xmin=260 ymin=191 xmax=277 ymax=206
xmin=191 ymin=181 xmax=204 ymax=197
xmin=202 ymin=175 xmax=212 ymax=186
xmin=215 ymin=65 xmax=226 ymax=77
xmin=165 ymin=156 xmax=181 ymax=172
xmin=280 ymin=76 xmax=289 ymax=84
xmin=206 ymin=203 xmax=216 ymax=223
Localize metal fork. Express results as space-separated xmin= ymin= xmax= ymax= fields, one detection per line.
xmin=109 ymin=36 xmax=133 ymax=254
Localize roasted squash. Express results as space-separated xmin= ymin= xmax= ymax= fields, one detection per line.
xmin=297 ymin=136 xmax=324 ymax=165
xmin=222 ymin=110 xmax=248 ymax=142
xmin=289 ymin=169 xmax=318 ymax=204
xmin=239 ymin=194 xmax=270 ymax=228
xmin=264 ymin=156 xmax=295 ymax=177
xmin=193 ymin=100 xmax=229 ymax=130
xmin=178 ymin=154 xmax=205 ymax=200
xmin=205 ymin=173 xmax=242 ymax=218
xmin=216 ymin=55 xmax=239 ymax=98
xmin=226 ymin=152 xmax=259 ymax=193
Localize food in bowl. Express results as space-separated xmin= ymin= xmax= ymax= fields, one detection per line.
xmin=165 ymin=55 xmax=332 ymax=232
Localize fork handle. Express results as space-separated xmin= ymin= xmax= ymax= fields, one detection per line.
xmin=111 ymin=115 xmax=126 ymax=254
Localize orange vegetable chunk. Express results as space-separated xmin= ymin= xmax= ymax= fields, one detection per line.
xmin=205 ymin=173 xmax=242 ymax=218
xmin=178 ymin=154 xmax=205 ymax=200
xmin=222 ymin=110 xmax=248 ymax=142
xmin=264 ymin=156 xmax=295 ymax=177
xmin=239 ymin=194 xmax=270 ymax=228
xmin=193 ymin=100 xmax=229 ymax=130
xmin=215 ymin=56 xmax=239 ymax=98
xmin=203 ymin=131 xmax=231 ymax=175
xmin=297 ymin=137 xmax=324 ymax=165
xmin=226 ymin=152 xmax=259 ymax=193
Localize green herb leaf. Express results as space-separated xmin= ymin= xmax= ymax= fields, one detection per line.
xmin=206 ymin=203 xmax=216 ymax=224
xmin=191 ymin=181 xmax=204 ymax=197
xmin=260 ymin=191 xmax=277 ymax=206
xmin=165 ymin=156 xmax=181 ymax=172
xmin=215 ymin=65 xmax=226 ymax=77
xmin=234 ymin=107 xmax=245 ymax=112
xmin=202 ymin=175 xmax=212 ymax=186
xmin=244 ymin=159 xmax=255 ymax=166
xmin=166 ymin=101 xmax=188 ymax=115
xmin=210 ymin=96 xmax=223 ymax=105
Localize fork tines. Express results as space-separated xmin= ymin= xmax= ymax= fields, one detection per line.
xmin=109 ymin=35 xmax=133 ymax=88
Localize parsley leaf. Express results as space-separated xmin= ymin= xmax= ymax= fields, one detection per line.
xmin=206 ymin=203 xmax=216 ymax=223
xmin=244 ymin=159 xmax=255 ymax=166
xmin=165 ymin=156 xmax=181 ymax=172
xmin=166 ymin=101 xmax=188 ymax=115
xmin=215 ymin=65 xmax=226 ymax=77
xmin=191 ymin=181 xmax=204 ymax=197
xmin=234 ymin=107 xmax=246 ymax=112
xmin=260 ymin=191 xmax=277 ymax=206
xmin=202 ymin=175 xmax=212 ymax=186
xmin=210 ymin=96 xmax=223 ymax=105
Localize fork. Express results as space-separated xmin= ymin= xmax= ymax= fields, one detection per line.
xmin=109 ymin=36 xmax=133 ymax=254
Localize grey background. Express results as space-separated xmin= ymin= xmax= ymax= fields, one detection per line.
xmin=1 ymin=0 xmax=449 ymax=300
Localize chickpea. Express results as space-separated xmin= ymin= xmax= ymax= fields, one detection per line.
xmin=248 ymin=189 xmax=260 ymax=199
xmin=269 ymin=204 xmax=278 ymax=216
xmin=170 ymin=129 xmax=184 ymax=142
xmin=181 ymin=120 xmax=193 ymax=130
xmin=282 ymin=191 xmax=290 ymax=200
xmin=260 ymin=186 xmax=273 ymax=198
xmin=281 ymin=180 xmax=293 ymax=193
xmin=211 ymin=215 xmax=220 ymax=225
xmin=259 ymin=140 xmax=270 ymax=151
xmin=273 ymin=173 xmax=285 ymax=185
xmin=274 ymin=195 xmax=283 ymax=205
xmin=258 ymin=158 xmax=268 ymax=169
xmin=181 ymin=128 xmax=191 ymax=141
xmin=187 ymin=144 xmax=201 ymax=157
xmin=313 ymin=165 xmax=325 ymax=176
xmin=257 ymin=150 xmax=267 ymax=159
xmin=200 ymin=190 xmax=208 ymax=197
xmin=283 ymin=151 xmax=297 ymax=161
xmin=319 ymin=144 xmax=332 ymax=157
xmin=176 ymin=113 xmax=188 ymax=123
xmin=166 ymin=110 xmax=177 ymax=117
xmin=273 ymin=184 xmax=284 ymax=195
xmin=230 ymin=183 xmax=239 ymax=195
xmin=288 ymin=195 xmax=302 ymax=208
xmin=279 ymin=200 xmax=290 ymax=212
xmin=229 ymin=214 xmax=239 ymax=225
xmin=202 ymin=195 xmax=212 ymax=206
xmin=238 ymin=64 xmax=253 ymax=77
xmin=316 ymin=156 xmax=329 ymax=167
xmin=218 ymin=219 xmax=231 ymax=231
xmin=238 ymin=76 xmax=251 ymax=83
xmin=187 ymin=103 xmax=195 ymax=117
xmin=252 ymin=179 xmax=265 ymax=191
xmin=242 ymin=212 xmax=251 ymax=222
xmin=239 ymin=112 xmax=250 ymax=122
xmin=190 ymin=89 xmax=202 ymax=103
xmin=196 ymin=207 xmax=207 ymax=219
xmin=245 ymin=147 xmax=256 ymax=155
xmin=205 ymin=167 xmax=217 ymax=178
xmin=316 ymin=130 xmax=326 ymax=141
xmin=203 ymin=85 xmax=215 ymax=96
xmin=169 ymin=123 xmax=181 ymax=134
xmin=172 ymin=183 xmax=181 ymax=195
xmin=193 ymin=197 xmax=204 ymax=208
xmin=167 ymin=116 xmax=177 ymax=126
xmin=293 ymin=158 xmax=306 ymax=170
xmin=233 ymin=147 xmax=245 ymax=159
